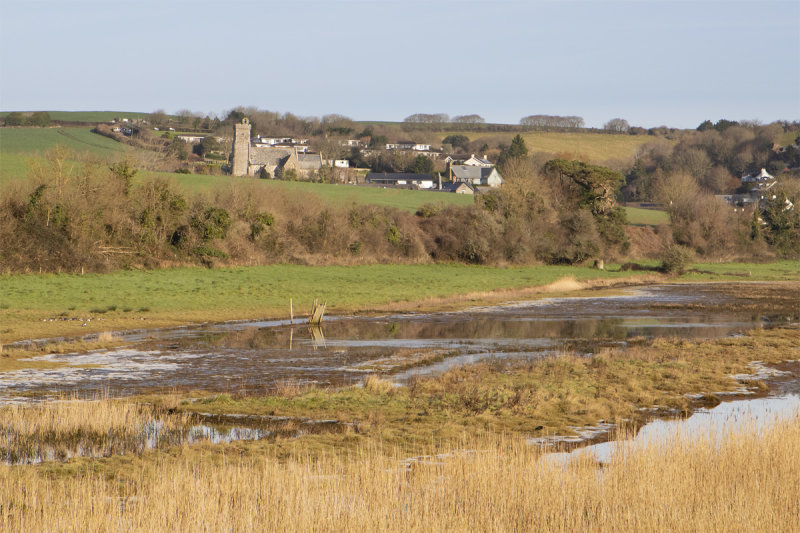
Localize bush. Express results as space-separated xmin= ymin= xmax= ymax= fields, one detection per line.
xmin=660 ymin=244 xmax=695 ymax=274
xmin=191 ymin=207 xmax=231 ymax=241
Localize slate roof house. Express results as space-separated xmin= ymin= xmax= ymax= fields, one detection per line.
xmin=440 ymin=182 xmax=474 ymax=194
xmin=450 ymin=165 xmax=503 ymax=187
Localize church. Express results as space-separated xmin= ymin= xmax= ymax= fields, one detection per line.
xmin=231 ymin=118 xmax=323 ymax=178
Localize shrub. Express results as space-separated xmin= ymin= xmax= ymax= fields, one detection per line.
xmin=660 ymin=244 xmax=695 ymax=274
xmin=191 ymin=207 xmax=231 ymax=241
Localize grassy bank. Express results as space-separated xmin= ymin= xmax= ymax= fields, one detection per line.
xmin=1 ymin=329 xmax=797 ymax=531
xmin=1 ymin=261 xmax=798 ymax=344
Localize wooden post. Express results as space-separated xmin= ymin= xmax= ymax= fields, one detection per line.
xmin=309 ymin=299 xmax=327 ymax=325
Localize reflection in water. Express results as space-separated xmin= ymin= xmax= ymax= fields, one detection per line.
xmin=1 ymin=284 xmax=796 ymax=399
xmin=543 ymin=394 xmax=800 ymax=465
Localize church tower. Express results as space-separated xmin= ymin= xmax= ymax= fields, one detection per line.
xmin=231 ymin=117 xmax=251 ymax=176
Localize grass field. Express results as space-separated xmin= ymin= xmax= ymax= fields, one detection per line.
xmin=0 ymin=110 xmax=149 ymax=123
xmin=436 ymin=130 xmax=667 ymax=163
xmin=624 ymin=206 xmax=670 ymax=226
xmin=147 ymin=171 xmax=475 ymax=211
xmin=0 ymin=127 xmax=130 ymax=185
xmin=1 ymin=261 xmax=797 ymax=344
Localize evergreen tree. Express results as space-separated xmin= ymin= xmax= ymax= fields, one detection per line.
xmin=498 ymin=134 xmax=528 ymax=167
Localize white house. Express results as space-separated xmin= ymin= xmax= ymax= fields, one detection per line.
xmin=462 ymin=154 xmax=493 ymax=167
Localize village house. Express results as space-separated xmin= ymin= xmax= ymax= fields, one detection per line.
xmin=716 ymin=168 xmax=784 ymax=208
xmin=385 ymin=141 xmax=433 ymax=152
xmin=444 ymin=154 xmax=493 ymax=167
xmin=175 ymin=134 xmax=206 ymax=144
xmin=440 ymin=182 xmax=474 ymax=194
xmin=450 ymin=165 xmax=503 ymax=187
xmin=365 ymin=172 xmax=436 ymax=189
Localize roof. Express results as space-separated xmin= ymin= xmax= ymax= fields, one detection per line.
xmin=451 ymin=166 xmax=495 ymax=181
xmin=463 ymin=154 xmax=493 ymax=166
xmin=441 ymin=182 xmax=474 ymax=193
xmin=249 ymin=146 xmax=292 ymax=166
xmin=297 ymin=153 xmax=323 ymax=169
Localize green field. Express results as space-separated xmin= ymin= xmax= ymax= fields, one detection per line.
xmin=0 ymin=127 xmax=131 ymax=185
xmin=0 ymin=111 xmax=149 ymax=123
xmin=624 ymin=206 xmax=670 ymax=226
xmin=0 ymin=127 xmax=126 ymax=156
xmin=148 ymin=172 xmax=475 ymax=211
xmin=2 ymin=261 xmax=798 ymax=343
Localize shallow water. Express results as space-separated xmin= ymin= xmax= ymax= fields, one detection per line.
xmin=543 ymin=393 xmax=800 ymax=465
xmin=2 ymin=283 xmax=796 ymax=399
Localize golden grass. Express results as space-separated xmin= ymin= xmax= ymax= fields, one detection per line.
xmin=0 ymin=409 xmax=797 ymax=531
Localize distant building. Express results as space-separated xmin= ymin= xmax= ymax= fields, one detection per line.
xmin=365 ymin=172 xmax=436 ymax=189
xmin=231 ymin=118 xmax=322 ymax=177
xmin=462 ymin=154 xmax=493 ymax=167
xmin=440 ymin=182 xmax=474 ymax=194
xmin=450 ymin=165 xmax=503 ymax=187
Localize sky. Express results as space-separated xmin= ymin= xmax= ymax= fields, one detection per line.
xmin=1 ymin=0 xmax=798 ymax=129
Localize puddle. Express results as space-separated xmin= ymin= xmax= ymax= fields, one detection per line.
xmin=536 ymin=361 xmax=800 ymax=465
xmin=1 ymin=283 xmax=797 ymax=399
xmin=1 ymin=410 xmax=348 ymax=465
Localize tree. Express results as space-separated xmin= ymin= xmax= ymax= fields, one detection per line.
xmin=109 ymin=160 xmax=138 ymax=196
xmin=713 ymin=119 xmax=739 ymax=132
xmin=697 ymin=120 xmax=714 ymax=132
xmin=28 ymin=112 xmax=51 ymax=127
xmin=604 ymin=118 xmax=630 ymax=134
xmin=148 ymin=109 xmax=167 ymax=127
xmin=497 ymin=134 xmax=528 ymax=167
xmin=4 ymin=112 xmax=25 ymax=126
xmin=544 ymin=159 xmax=624 ymax=215
xmin=407 ymin=155 xmax=434 ymax=174
xmin=193 ymin=136 xmax=220 ymax=157
xmin=443 ymin=134 xmax=469 ymax=151
xmin=451 ymin=114 xmax=485 ymax=124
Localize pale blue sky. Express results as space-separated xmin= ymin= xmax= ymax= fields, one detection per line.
xmin=1 ymin=0 xmax=798 ymax=128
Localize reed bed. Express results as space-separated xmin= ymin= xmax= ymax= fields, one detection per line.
xmin=1 ymin=409 xmax=797 ymax=532
xmin=0 ymin=396 xmax=193 ymax=463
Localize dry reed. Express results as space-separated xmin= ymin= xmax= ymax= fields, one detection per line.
xmin=0 ymin=406 xmax=797 ymax=531
xmin=0 ymin=395 xmax=193 ymax=463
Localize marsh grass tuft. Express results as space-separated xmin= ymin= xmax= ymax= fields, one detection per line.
xmin=363 ymin=375 xmax=394 ymax=395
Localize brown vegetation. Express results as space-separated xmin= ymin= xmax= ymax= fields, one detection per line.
xmin=0 ymin=149 xmax=635 ymax=273
xmin=0 ymin=408 xmax=797 ymax=531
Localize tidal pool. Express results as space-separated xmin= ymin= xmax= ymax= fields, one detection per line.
xmin=2 ymin=283 xmax=796 ymax=399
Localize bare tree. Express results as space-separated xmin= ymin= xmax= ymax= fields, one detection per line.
xmin=604 ymin=118 xmax=630 ymax=133
xmin=452 ymin=114 xmax=485 ymax=124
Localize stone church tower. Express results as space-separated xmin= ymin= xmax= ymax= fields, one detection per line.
xmin=231 ymin=118 xmax=251 ymax=176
